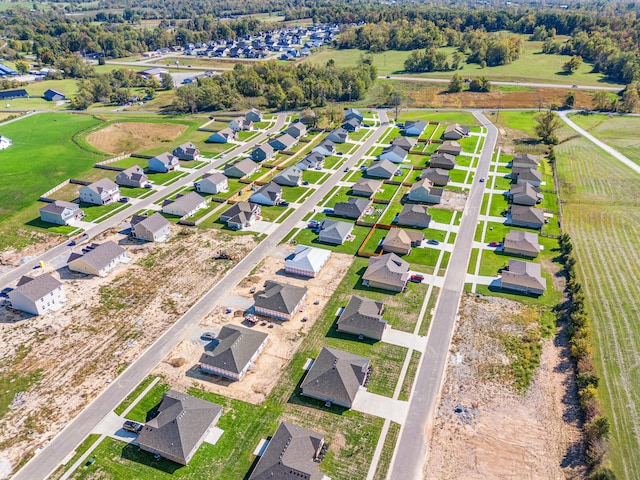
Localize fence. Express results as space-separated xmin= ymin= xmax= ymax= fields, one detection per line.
xmin=41 ymin=179 xmax=70 ymax=199
xmin=95 ymin=153 xmax=130 ymax=167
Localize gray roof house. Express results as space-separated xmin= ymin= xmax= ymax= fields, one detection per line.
xmin=252 ymin=143 xmax=274 ymax=162
xmin=172 ymin=142 xmax=200 ymax=161
xmin=437 ymin=140 xmax=462 ymax=156
xmin=224 ymin=158 xmax=260 ymax=178
xmin=269 ymin=133 xmax=298 ymax=151
xmin=208 ymin=127 xmax=237 ymax=143
xmin=249 ymin=182 xmax=282 ymax=206
xmin=341 ymin=117 xmax=361 ymax=132
xmin=382 ymin=228 xmax=424 ymax=255
xmin=273 ymin=166 xmax=302 ymax=187
xmin=297 ymin=152 xmax=324 ymax=171
xmin=420 ymin=168 xmax=450 ymax=186
xmin=428 ymin=152 xmax=456 ymax=170
xmin=366 ymin=159 xmax=397 ymax=179
xmin=503 ymin=230 xmax=540 ymax=257
xmin=326 ymin=127 xmax=348 ymax=144
xmin=511 ymin=167 xmax=542 ymax=187
xmin=39 ymin=200 xmax=84 ymax=226
xmin=362 ymin=253 xmax=409 ymax=292
xmin=67 ymin=241 xmax=129 ymax=277
xmin=405 ymin=119 xmax=427 ymax=136
xmin=245 ymin=108 xmax=263 ymax=123
xmin=229 ymin=116 xmax=252 ymax=132
xmin=351 ymin=178 xmax=382 ymax=198
xmin=79 ymin=178 xmax=120 ymax=205
xmin=249 ymin=422 xmax=325 ymax=480
xmin=336 ymin=295 xmax=387 ymax=341
xmin=220 ymin=201 xmax=261 ymax=230
xmin=379 ymin=145 xmax=408 ymax=164
xmin=285 ymin=122 xmax=307 ymax=139
xmin=408 ymin=178 xmax=443 ymax=204
xmin=318 ymin=219 xmax=354 ymax=245
xmin=396 ymin=204 xmax=431 ymax=228
xmin=115 ymin=165 xmax=148 ymax=188
xmin=511 ymin=153 xmax=539 ymax=169
xmin=130 ymin=212 xmax=171 ymax=242
xmin=161 ymin=192 xmax=207 ymax=218
xmin=199 ymin=324 xmax=268 ymax=381
xmin=285 ymin=245 xmax=331 ymax=278
xmin=43 ymin=88 xmax=65 ymax=101
xmin=506 ymin=205 xmax=545 ymax=229
xmin=8 ymin=273 xmax=66 ymax=316
xmin=344 ymin=108 xmax=364 ymax=123
xmin=137 ymin=390 xmax=223 ymax=465
xmin=509 ymin=183 xmax=542 ymax=206
xmin=500 ymin=259 xmax=547 ymax=295
xmin=195 ymin=172 xmax=228 ymax=194
xmin=253 ymin=280 xmax=307 ymax=320
xmin=443 ymin=123 xmax=470 ymax=140
xmin=392 ymin=136 xmax=418 ymax=151
xmin=333 ymin=197 xmax=370 ymax=220
xmin=148 ymin=152 xmax=179 ymax=173
xmin=301 ymin=347 xmax=370 ymax=408
xmin=312 ymin=139 xmax=336 ymax=156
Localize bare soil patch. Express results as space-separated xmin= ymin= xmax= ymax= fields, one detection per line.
xmin=424 ymin=294 xmax=585 ymax=479
xmin=86 ymin=122 xmax=187 ymax=154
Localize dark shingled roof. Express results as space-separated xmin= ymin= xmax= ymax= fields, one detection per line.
xmin=200 ymin=325 xmax=267 ymax=375
xmin=14 ymin=274 xmax=62 ymax=302
xmin=337 ymin=295 xmax=386 ymax=340
xmin=254 ymin=280 xmax=307 ymax=316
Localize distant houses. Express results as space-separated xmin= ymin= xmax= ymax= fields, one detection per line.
xmin=269 ymin=133 xmax=298 ymax=151
xmin=245 ymin=108 xmax=262 ymax=123
xmin=344 ymin=108 xmax=364 ymax=123
xmin=404 ymin=119 xmax=427 ymax=136
xmin=285 ymin=122 xmax=307 ymax=139
xmin=326 ymin=127 xmax=348 ymax=144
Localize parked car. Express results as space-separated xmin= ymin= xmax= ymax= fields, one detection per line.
xmin=479 ymin=177 xmax=485 ymax=183
xmin=489 ymin=241 xmax=502 ymax=247
xmin=343 ymin=167 xmax=349 ymax=172
xmin=118 ymin=197 xmax=130 ymax=203
xmin=315 ymin=165 xmax=322 ymax=170
xmin=323 ymin=208 xmax=334 ymax=214
xmin=337 ymin=152 xmax=344 ymax=156
xmin=302 ymin=181 xmax=309 ymax=186
xmin=123 ymin=420 xmax=144 ymax=433
xmin=279 ymin=200 xmax=290 ymax=207
xmin=410 ymin=274 xmax=424 ymax=282
xmin=144 ymin=184 xmax=153 ymax=189
xmin=201 ymin=332 xmax=216 ymax=340
xmin=427 ymin=239 xmax=440 ymax=246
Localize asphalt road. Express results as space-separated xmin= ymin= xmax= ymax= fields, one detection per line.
xmin=13 ymin=111 xmax=389 ymax=480
xmin=388 ymin=111 xmax=498 ymax=479
xmin=0 ymin=114 xmax=287 ymax=290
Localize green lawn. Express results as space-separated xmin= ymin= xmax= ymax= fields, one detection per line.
xmin=114 ymin=376 xmax=157 ymax=416
xmin=146 ymin=170 xmax=186 ymax=185
xmin=428 ymin=208 xmax=455 ymax=224
xmin=259 ymin=205 xmax=289 ymax=222
xmin=294 ymin=223 xmax=370 ymax=255
xmin=80 ymin=202 xmax=127 ymax=222
xmin=281 ymin=186 xmax=309 ymax=202
xmin=569 ymin=113 xmax=640 ymax=166
xmin=323 ymin=156 xmax=344 ymax=170
xmin=302 ymin=169 xmax=327 ymax=184
xmin=448 ymin=168 xmax=470 ymax=184
xmin=373 ymin=183 xmax=399 ymax=202
xmin=123 ymin=382 xmax=170 ymax=422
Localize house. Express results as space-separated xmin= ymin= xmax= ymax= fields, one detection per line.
xmin=344 ymin=108 xmax=364 ymax=123
xmin=362 ymin=253 xmax=410 ymax=292
xmin=285 ymin=245 xmax=331 ymax=277
xmin=229 ymin=116 xmax=252 ymax=132
xmin=161 ymin=192 xmax=207 ymax=218
xmin=220 ymin=201 xmax=261 ymax=230
xmin=511 ymin=167 xmax=542 ymax=187
xmin=195 ymin=172 xmax=228 ymax=194
xmin=39 ymin=200 xmax=84 ymax=225
xmin=8 ymin=274 xmax=66 ymax=315
xmin=137 ymin=390 xmax=222 ymax=465
xmin=312 ymin=140 xmax=336 ymax=156
xmin=506 ymin=205 xmax=545 ymax=229
xmin=438 ymin=140 xmax=462 ymax=156
xmin=334 ymin=197 xmax=370 ymax=220
xmin=511 ymin=153 xmax=539 ymax=169
xmin=382 ymin=228 xmax=424 ymax=255
xmin=429 ymin=152 xmax=456 ymax=170
xmin=208 ymin=128 xmax=237 ymax=143
xmin=253 ymin=280 xmax=307 ymax=320
xmin=0 ymin=135 xmax=11 ymax=150
xmin=301 ymin=347 xmax=369 ymax=408
xmin=67 ymin=241 xmax=129 ymax=277
xmin=396 ymin=204 xmax=431 ymax=228
xmin=251 ymin=143 xmax=274 ymax=162
xmin=115 ymin=165 xmax=148 ymax=188
xmin=336 ymin=295 xmax=387 ymax=341
xmin=404 ymin=119 xmax=427 ymax=136
xmin=285 ymin=122 xmax=307 ymax=139
xmin=138 ymin=67 xmax=169 ymax=80
xmin=148 ymin=152 xmax=179 ymax=173
xmin=443 ymin=123 xmax=470 ymax=140
xmin=379 ymin=145 xmax=408 ymax=164
xmin=249 ymin=422 xmax=325 ymax=480
xmin=273 ymin=166 xmax=302 ymax=187
xmin=326 ymin=127 xmax=348 ymax=144
xmin=500 ymin=259 xmax=547 ymax=295
xmin=224 ymin=158 xmax=260 ymax=178
xmin=366 ymin=160 xmax=397 ymax=179
xmin=269 ymin=133 xmax=297 ymax=151
xmin=420 ymin=168 xmax=450 ymax=186
xmin=318 ymin=219 xmax=354 ymax=245
xmin=297 ymin=152 xmax=324 ymax=171
xmin=503 ymin=230 xmax=540 ymax=257
xmin=0 ymin=89 xmax=27 ymax=100
xmin=352 ymin=178 xmax=382 ymax=198
xmin=172 ymin=142 xmax=200 ymax=161
xmin=43 ymin=89 xmax=65 ymax=101
xmin=509 ymin=183 xmax=542 ymax=206
xmin=199 ymin=325 xmax=268 ymax=381
xmin=130 ymin=213 xmax=171 ymax=242
xmin=245 ymin=108 xmax=263 ymax=123
xmin=341 ymin=118 xmax=361 ymax=132
xmin=249 ymin=182 xmax=282 ymax=206
xmin=408 ymin=178 xmax=443 ymax=204
xmin=79 ymin=178 xmax=120 ymax=205
xmin=392 ymin=136 xmax=418 ymax=151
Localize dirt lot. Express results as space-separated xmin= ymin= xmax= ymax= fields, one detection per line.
xmin=0 ymin=226 xmax=256 ymax=471
xmin=424 ymin=294 xmax=585 ymax=479
xmin=153 ymin=248 xmax=353 ymax=405
xmin=86 ymin=122 xmax=187 ymax=154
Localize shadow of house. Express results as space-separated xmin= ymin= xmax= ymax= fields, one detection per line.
xmin=120 ymin=443 xmax=184 ymax=475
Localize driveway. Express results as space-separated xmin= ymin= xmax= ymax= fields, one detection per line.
xmin=352 ymin=390 xmax=408 ymax=424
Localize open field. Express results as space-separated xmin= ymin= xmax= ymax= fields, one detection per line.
xmin=86 ymin=122 xmax=187 ymax=154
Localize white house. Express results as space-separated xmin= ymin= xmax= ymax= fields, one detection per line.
xmin=195 ymin=172 xmax=228 ymax=194
xmin=161 ymin=192 xmax=207 ymax=218
xmin=79 ymin=178 xmax=120 ymax=205
xmin=0 ymin=136 xmax=12 ymax=150
xmin=284 ymin=245 xmax=331 ymax=277
xmin=67 ymin=241 xmax=130 ymax=277
xmin=8 ymin=274 xmax=66 ymax=315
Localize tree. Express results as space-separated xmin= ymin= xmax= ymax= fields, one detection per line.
xmin=534 ymin=111 xmax=563 ymax=144
xmin=175 ymin=84 xmax=198 ymax=113
xmin=564 ymin=90 xmax=576 ymax=108
xmin=620 ymin=85 xmax=639 ymax=113
xmin=160 ymin=73 xmax=174 ymax=90
xmin=447 ymin=73 xmax=464 ymax=93
xmin=562 ymin=55 xmax=583 ymax=74
xmin=593 ymin=91 xmax=613 ymax=111
xmin=388 ymin=89 xmax=405 ymax=121
xmin=469 ymin=76 xmax=490 ymax=92
xmin=14 ymin=61 xmax=29 ymax=75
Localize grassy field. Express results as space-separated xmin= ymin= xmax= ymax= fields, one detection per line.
xmin=569 ymin=113 xmax=640 ymax=166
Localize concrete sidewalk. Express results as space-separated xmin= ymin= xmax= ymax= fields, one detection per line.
xmin=382 ymin=328 xmax=428 ymax=352
xmin=352 ymin=390 xmax=408 ymax=424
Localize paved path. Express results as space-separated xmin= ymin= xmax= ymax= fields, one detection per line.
xmin=381 ymin=328 xmax=428 ymax=352
xmin=352 ymin=391 xmax=408 ymax=425
xmin=558 ymin=110 xmax=640 ymax=175
xmin=388 ymin=110 xmax=498 ymax=479
xmin=13 ymin=111 xmax=390 ymax=480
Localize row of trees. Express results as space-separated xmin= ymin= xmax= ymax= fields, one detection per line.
xmin=447 ymin=74 xmax=491 ymax=93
